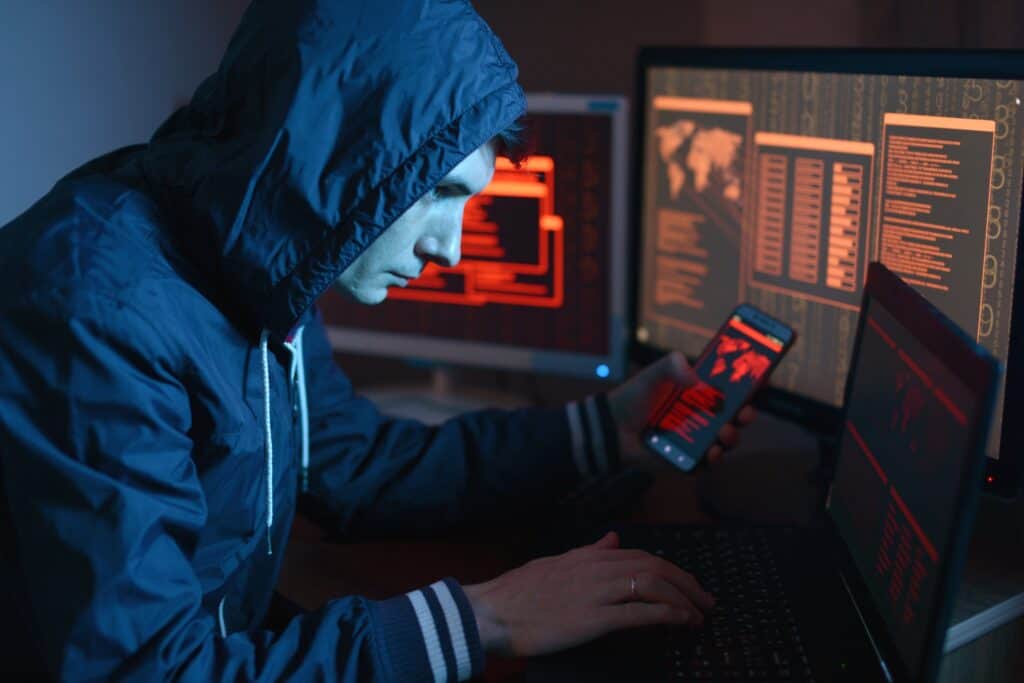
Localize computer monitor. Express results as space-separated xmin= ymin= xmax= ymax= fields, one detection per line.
xmin=633 ymin=49 xmax=1024 ymax=497
xmin=320 ymin=93 xmax=630 ymax=382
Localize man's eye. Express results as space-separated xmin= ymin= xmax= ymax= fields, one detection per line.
xmin=431 ymin=186 xmax=452 ymax=200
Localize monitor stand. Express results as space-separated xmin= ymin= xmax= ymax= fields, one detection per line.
xmin=360 ymin=366 xmax=530 ymax=425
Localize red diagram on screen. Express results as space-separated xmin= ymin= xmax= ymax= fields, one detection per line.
xmin=874 ymin=494 xmax=936 ymax=627
xmin=659 ymin=380 xmax=725 ymax=443
xmin=892 ymin=370 xmax=927 ymax=448
xmin=389 ymin=156 xmax=565 ymax=308
xmin=869 ymin=315 xmax=963 ymax=469
xmin=656 ymin=322 xmax=776 ymax=442
xmin=709 ymin=334 xmax=773 ymax=384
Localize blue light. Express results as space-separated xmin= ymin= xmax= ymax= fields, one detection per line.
xmin=595 ymin=364 xmax=610 ymax=378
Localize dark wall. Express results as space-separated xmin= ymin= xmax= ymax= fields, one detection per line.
xmin=473 ymin=0 xmax=1024 ymax=97
xmin=0 ymin=0 xmax=249 ymax=226
xmin=472 ymin=0 xmax=704 ymax=95
xmin=859 ymin=0 xmax=1024 ymax=49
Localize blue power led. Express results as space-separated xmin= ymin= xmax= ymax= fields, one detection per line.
xmin=595 ymin=364 xmax=610 ymax=378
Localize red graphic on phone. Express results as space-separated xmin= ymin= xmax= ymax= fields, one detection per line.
xmin=709 ymin=335 xmax=773 ymax=383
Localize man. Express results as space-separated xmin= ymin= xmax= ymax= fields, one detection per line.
xmin=0 ymin=1 xmax=750 ymax=680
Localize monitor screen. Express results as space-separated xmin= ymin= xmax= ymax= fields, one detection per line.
xmin=828 ymin=284 xmax=991 ymax=680
xmin=634 ymin=50 xmax=1024 ymax=492
xmin=320 ymin=93 xmax=630 ymax=380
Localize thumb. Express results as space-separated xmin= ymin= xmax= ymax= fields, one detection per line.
xmin=629 ymin=351 xmax=694 ymax=391
xmin=663 ymin=351 xmax=694 ymax=385
xmin=636 ymin=353 xmax=695 ymax=427
xmin=590 ymin=531 xmax=620 ymax=550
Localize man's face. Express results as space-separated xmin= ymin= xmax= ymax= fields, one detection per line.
xmin=334 ymin=142 xmax=496 ymax=304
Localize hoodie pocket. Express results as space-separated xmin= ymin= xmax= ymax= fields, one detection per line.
xmin=190 ymin=427 xmax=268 ymax=585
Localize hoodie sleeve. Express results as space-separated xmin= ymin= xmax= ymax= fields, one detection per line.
xmin=0 ymin=297 xmax=480 ymax=682
xmin=300 ymin=312 xmax=621 ymax=539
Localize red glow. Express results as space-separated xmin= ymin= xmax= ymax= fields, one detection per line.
xmin=847 ymin=419 xmax=887 ymax=484
xmin=874 ymin=312 xmax=969 ymax=428
xmin=727 ymin=317 xmax=783 ymax=352
xmin=391 ymin=155 xmax=565 ymax=309
xmin=661 ymin=380 xmax=724 ymax=443
xmin=890 ymin=485 xmax=939 ymax=563
xmin=867 ymin=315 xmax=897 ymax=349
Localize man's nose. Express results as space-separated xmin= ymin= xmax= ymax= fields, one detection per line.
xmin=421 ymin=219 xmax=462 ymax=268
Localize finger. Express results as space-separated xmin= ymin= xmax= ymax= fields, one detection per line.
xmin=637 ymin=351 xmax=696 ymax=391
xmin=706 ymin=445 xmax=724 ymax=466
xmin=641 ymin=560 xmax=715 ymax=612
xmin=597 ymin=553 xmax=714 ymax=610
xmin=612 ymin=572 xmax=703 ymax=625
xmin=589 ymin=531 xmax=620 ymax=551
xmin=665 ymin=351 xmax=694 ymax=385
xmin=716 ymin=423 xmax=739 ymax=449
xmin=600 ymin=602 xmax=693 ymax=632
xmin=735 ymin=404 xmax=757 ymax=426
xmin=593 ymin=548 xmax=662 ymax=564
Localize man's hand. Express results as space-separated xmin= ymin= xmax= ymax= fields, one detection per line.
xmin=605 ymin=351 xmax=756 ymax=468
xmin=462 ymin=531 xmax=713 ymax=657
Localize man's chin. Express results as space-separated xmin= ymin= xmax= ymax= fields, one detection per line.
xmin=356 ymin=288 xmax=388 ymax=305
xmin=333 ymin=282 xmax=388 ymax=305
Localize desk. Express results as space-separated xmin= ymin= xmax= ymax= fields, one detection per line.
xmin=936 ymin=495 xmax=1024 ymax=682
xmin=276 ymin=417 xmax=1023 ymax=681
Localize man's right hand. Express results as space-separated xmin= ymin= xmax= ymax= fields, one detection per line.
xmin=462 ymin=531 xmax=714 ymax=657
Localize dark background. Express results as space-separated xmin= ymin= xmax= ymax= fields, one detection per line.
xmin=338 ymin=0 xmax=1024 ymax=402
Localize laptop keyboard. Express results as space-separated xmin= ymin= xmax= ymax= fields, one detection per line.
xmin=623 ymin=526 xmax=816 ymax=682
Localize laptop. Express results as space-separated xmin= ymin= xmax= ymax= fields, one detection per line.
xmin=526 ymin=262 xmax=1000 ymax=683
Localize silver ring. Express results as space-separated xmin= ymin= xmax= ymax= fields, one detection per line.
xmin=629 ymin=575 xmax=638 ymax=599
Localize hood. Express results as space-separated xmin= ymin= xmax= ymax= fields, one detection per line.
xmin=135 ymin=0 xmax=525 ymax=338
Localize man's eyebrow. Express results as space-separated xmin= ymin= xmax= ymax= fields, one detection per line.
xmin=438 ymin=179 xmax=474 ymax=195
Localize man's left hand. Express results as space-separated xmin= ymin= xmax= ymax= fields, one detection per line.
xmin=605 ymin=351 xmax=756 ymax=469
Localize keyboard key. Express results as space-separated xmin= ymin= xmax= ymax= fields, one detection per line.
xmin=635 ymin=527 xmax=808 ymax=681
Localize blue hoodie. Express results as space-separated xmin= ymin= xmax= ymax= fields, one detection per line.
xmin=0 ymin=1 xmax=620 ymax=680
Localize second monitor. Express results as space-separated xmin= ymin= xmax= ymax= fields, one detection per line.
xmin=320 ymin=92 xmax=630 ymax=382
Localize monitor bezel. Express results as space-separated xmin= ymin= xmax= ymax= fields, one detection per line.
xmin=326 ymin=92 xmax=632 ymax=382
xmin=630 ymin=47 xmax=1024 ymax=494
xmin=825 ymin=261 xmax=999 ymax=683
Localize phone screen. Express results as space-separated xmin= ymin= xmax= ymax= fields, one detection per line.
xmin=645 ymin=305 xmax=794 ymax=471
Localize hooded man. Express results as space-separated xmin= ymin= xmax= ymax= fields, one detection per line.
xmin=0 ymin=1 xmax=750 ymax=680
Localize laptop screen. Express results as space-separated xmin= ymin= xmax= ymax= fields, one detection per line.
xmin=827 ymin=289 xmax=985 ymax=679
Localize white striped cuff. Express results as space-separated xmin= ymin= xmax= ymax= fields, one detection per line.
xmin=404 ymin=578 xmax=482 ymax=682
xmin=565 ymin=395 xmax=620 ymax=479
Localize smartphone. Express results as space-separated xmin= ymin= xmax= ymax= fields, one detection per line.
xmin=643 ymin=304 xmax=796 ymax=472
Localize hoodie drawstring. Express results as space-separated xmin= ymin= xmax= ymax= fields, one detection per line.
xmin=259 ymin=326 xmax=310 ymax=556
xmin=259 ymin=330 xmax=274 ymax=556
xmin=283 ymin=326 xmax=310 ymax=493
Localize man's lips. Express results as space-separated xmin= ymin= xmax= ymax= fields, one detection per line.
xmin=390 ymin=270 xmax=420 ymax=280
xmin=388 ymin=271 xmax=419 ymax=286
